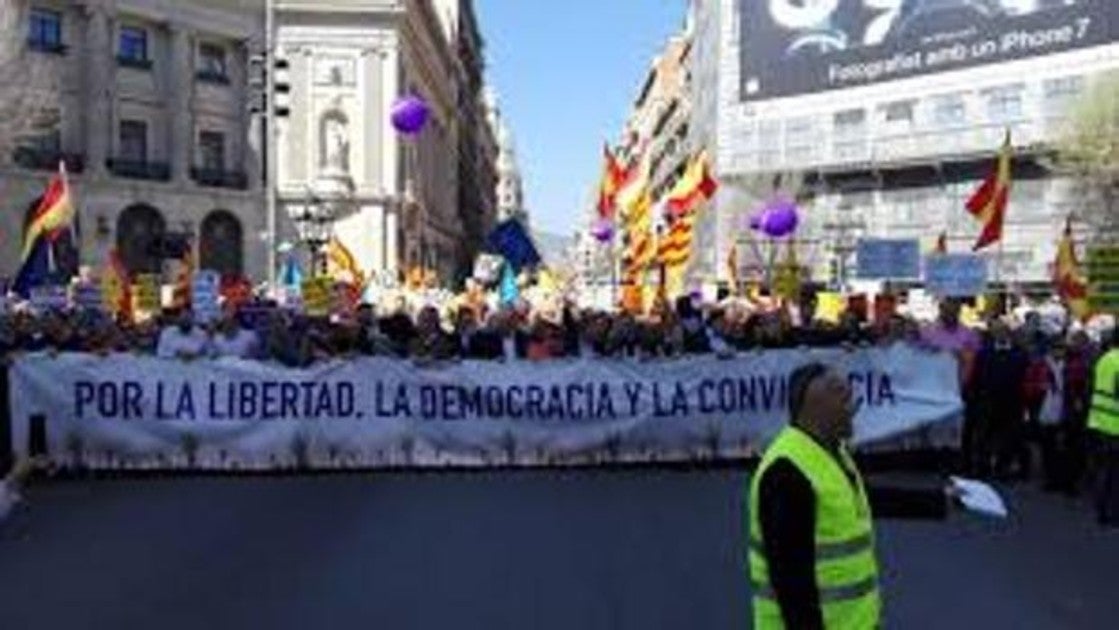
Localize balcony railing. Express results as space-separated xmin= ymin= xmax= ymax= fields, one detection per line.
xmin=116 ymin=55 xmax=153 ymax=71
xmin=12 ymin=147 xmax=85 ymax=173
xmin=195 ymin=69 xmax=230 ymax=85
xmin=190 ymin=167 xmax=248 ymax=190
xmin=107 ymin=158 xmax=170 ymax=181
xmin=27 ymin=39 xmax=67 ymax=55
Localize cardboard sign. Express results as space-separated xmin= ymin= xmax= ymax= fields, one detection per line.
xmin=1088 ymin=246 xmax=1119 ymax=313
xmin=301 ymin=277 xmax=333 ymax=317
xmin=133 ymin=274 xmax=162 ymax=312
xmin=857 ymin=239 xmax=921 ymax=280
xmin=924 ymin=255 xmax=988 ymax=297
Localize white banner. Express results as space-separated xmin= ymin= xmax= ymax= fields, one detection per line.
xmin=9 ymin=346 xmax=962 ymax=470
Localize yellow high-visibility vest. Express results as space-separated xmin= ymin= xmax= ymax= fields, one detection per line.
xmin=1089 ymin=350 xmax=1119 ymax=437
xmin=749 ymin=426 xmax=881 ymax=629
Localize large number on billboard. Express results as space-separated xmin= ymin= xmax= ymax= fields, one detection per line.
xmin=739 ymin=0 xmax=1119 ymax=101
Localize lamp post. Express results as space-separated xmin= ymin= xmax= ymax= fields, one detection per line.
xmin=288 ymin=191 xmax=335 ymax=276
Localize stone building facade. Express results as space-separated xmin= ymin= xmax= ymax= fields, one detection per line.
xmin=0 ymin=0 xmax=265 ymax=281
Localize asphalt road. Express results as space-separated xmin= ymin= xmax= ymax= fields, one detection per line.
xmin=0 ymin=469 xmax=1115 ymax=630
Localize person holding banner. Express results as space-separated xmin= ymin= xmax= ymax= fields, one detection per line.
xmin=749 ymin=363 xmax=951 ymax=630
xmin=156 ymin=309 xmax=209 ymax=361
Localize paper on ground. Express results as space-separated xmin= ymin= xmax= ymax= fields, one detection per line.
xmin=950 ymin=477 xmax=1009 ymax=518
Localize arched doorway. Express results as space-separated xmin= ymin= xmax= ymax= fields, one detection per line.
xmin=199 ymin=210 xmax=243 ymax=276
xmin=116 ymin=204 xmax=166 ymax=274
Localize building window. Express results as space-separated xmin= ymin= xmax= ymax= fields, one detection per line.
xmin=985 ymin=85 xmax=1023 ymax=123
xmin=198 ymin=131 xmax=225 ymax=171
xmin=881 ymin=100 xmax=915 ymax=124
xmin=932 ymin=94 xmax=966 ymax=127
xmin=197 ymin=42 xmax=228 ymax=83
xmin=28 ymin=8 xmax=63 ymax=53
xmin=1043 ymin=76 xmax=1084 ymax=116
xmin=118 ymin=26 xmax=150 ymax=68
xmin=119 ymin=120 xmax=148 ymax=162
xmin=833 ymin=109 xmax=867 ymax=161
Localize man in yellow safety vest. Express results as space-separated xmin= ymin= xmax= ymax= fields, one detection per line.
xmin=749 ymin=363 xmax=951 ymax=629
xmin=1088 ymin=331 xmax=1119 ymax=526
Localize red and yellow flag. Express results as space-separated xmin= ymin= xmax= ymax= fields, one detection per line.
xmin=171 ymin=247 xmax=194 ymax=309
xmin=102 ymin=248 xmax=133 ymax=322
xmin=1054 ymin=217 xmax=1090 ymax=320
xmin=666 ymin=151 xmax=718 ymax=219
xmin=596 ymin=143 xmax=628 ymax=220
xmin=22 ymin=163 xmax=75 ymax=262
xmin=965 ymin=131 xmax=1012 ymax=251
xmin=657 ymin=213 xmax=696 ymax=298
xmin=327 ymin=236 xmax=366 ymax=307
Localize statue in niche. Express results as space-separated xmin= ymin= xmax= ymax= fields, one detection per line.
xmin=321 ymin=112 xmax=350 ymax=174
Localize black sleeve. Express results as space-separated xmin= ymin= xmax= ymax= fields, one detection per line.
xmin=866 ymin=485 xmax=949 ymax=520
xmin=758 ymin=459 xmax=825 ymax=630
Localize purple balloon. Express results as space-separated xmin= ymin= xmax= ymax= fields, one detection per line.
xmin=591 ymin=218 xmax=614 ymax=243
xmin=391 ymin=95 xmax=429 ymax=135
xmin=750 ymin=196 xmax=800 ymax=238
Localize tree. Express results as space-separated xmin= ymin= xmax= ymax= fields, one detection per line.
xmin=0 ymin=0 xmax=53 ymax=158
xmin=1050 ymin=71 xmax=1119 ymax=234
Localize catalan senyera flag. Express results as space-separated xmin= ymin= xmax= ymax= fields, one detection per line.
xmin=666 ymin=151 xmax=718 ymax=219
xmin=965 ymin=131 xmax=1012 ymax=251
xmin=619 ymin=150 xmax=654 ymax=313
xmin=657 ymin=212 xmax=696 ymax=299
xmin=596 ymin=143 xmax=628 ymax=220
xmin=171 ymin=247 xmax=194 ymax=309
xmin=22 ymin=163 xmax=76 ymax=263
xmin=101 ymin=248 xmax=133 ymax=321
xmin=1053 ymin=217 xmax=1090 ymax=320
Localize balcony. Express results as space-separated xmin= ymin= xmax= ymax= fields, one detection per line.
xmin=116 ymin=55 xmax=153 ymax=71
xmin=12 ymin=147 xmax=85 ymax=173
xmin=27 ymin=39 xmax=67 ymax=55
xmin=107 ymin=158 xmax=170 ymax=181
xmin=190 ymin=167 xmax=247 ymax=190
xmin=195 ymin=69 xmax=230 ymax=85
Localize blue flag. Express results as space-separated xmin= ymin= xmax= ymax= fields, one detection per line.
xmin=281 ymin=253 xmax=303 ymax=293
xmin=499 ymin=263 xmax=519 ymax=306
xmin=487 ymin=220 xmax=541 ymax=272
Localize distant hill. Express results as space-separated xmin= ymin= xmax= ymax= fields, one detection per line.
xmin=532 ymin=230 xmax=573 ymax=267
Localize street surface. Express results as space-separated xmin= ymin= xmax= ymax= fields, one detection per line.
xmin=0 ymin=469 xmax=1115 ymax=629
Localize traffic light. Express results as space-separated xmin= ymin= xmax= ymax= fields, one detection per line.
xmin=247 ymin=52 xmax=290 ymax=118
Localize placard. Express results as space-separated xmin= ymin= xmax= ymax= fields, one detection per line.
xmin=924 ymin=255 xmax=988 ymax=297
xmin=301 ymin=277 xmax=333 ymax=317
xmin=857 ymin=239 xmax=921 ymax=280
xmin=192 ymin=270 xmax=222 ymax=324
xmin=133 ymin=274 xmax=162 ymax=312
xmin=1087 ymin=246 xmax=1119 ymax=313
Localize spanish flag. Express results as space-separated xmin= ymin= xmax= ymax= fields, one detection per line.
xmin=965 ymin=131 xmax=1012 ymax=251
xmin=596 ymin=143 xmax=627 ymax=220
xmin=666 ymin=151 xmax=718 ymax=218
xmin=1053 ymin=216 xmax=1090 ymax=320
xmin=21 ymin=163 xmax=75 ymax=262
xmin=327 ymin=236 xmax=365 ymax=306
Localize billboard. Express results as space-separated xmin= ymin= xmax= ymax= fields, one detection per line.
xmin=739 ymin=0 xmax=1119 ymax=101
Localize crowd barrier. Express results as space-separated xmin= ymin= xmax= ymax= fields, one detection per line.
xmin=4 ymin=345 xmax=963 ymax=472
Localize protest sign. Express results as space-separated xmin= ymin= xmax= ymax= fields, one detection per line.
xmin=924 ymin=254 xmax=988 ymax=297
xmin=192 ymin=270 xmax=222 ymax=324
xmin=857 ymin=239 xmax=920 ymax=280
xmin=301 ymin=277 xmax=333 ymax=317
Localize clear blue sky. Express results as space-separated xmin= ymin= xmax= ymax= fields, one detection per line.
xmin=476 ymin=1 xmax=686 ymax=237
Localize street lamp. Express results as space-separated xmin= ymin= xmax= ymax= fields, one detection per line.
xmin=287 ymin=192 xmax=335 ymax=275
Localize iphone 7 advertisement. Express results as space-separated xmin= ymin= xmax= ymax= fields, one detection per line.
xmin=739 ymin=0 xmax=1119 ymax=100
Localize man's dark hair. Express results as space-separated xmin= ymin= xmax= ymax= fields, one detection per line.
xmin=788 ymin=362 xmax=828 ymax=422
